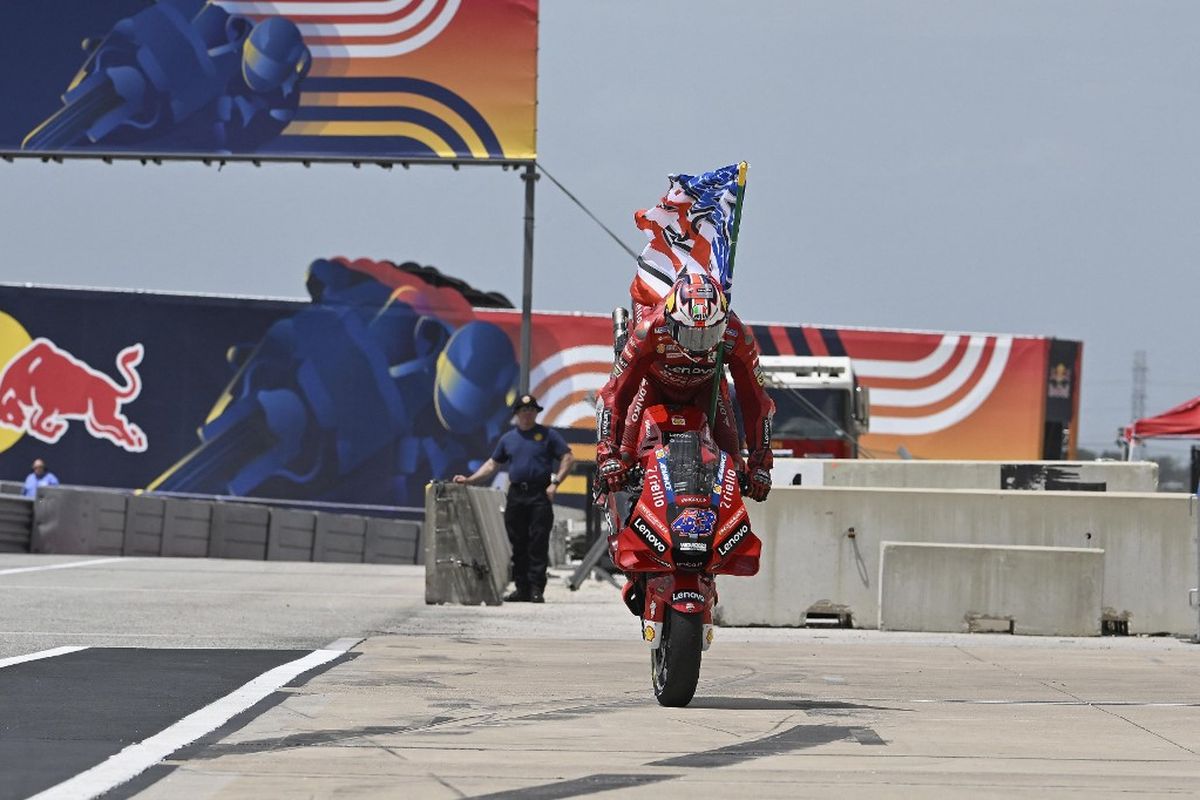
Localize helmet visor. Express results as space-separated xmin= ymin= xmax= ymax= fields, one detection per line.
xmin=673 ymin=319 xmax=726 ymax=353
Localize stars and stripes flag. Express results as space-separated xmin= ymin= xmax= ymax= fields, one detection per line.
xmin=630 ymin=163 xmax=741 ymax=307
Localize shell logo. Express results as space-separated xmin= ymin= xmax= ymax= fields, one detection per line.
xmin=706 ymin=628 xmax=715 ymax=644
xmin=643 ymin=626 xmax=656 ymax=642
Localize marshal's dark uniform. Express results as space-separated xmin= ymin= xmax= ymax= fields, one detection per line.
xmin=490 ymin=399 xmax=571 ymax=601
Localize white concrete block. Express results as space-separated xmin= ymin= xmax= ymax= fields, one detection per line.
xmin=715 ymin=487 xmax=1198 ymax=635
xmin=877 ymin=542 xmax=1104 ymax=636
xmin=772 ymin=459 xmax=1158 ymax=493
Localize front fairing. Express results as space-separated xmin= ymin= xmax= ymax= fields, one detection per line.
xmin=610 ymin=407 xmax=760 ymax=576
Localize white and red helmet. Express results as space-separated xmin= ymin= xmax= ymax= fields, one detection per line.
xmin=664 ymin=272 xmax=728 ymax=354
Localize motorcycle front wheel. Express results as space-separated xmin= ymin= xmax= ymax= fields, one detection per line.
xmin=651 ymin=607 xmax=703 ymax=707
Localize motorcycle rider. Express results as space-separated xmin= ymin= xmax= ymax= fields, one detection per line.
xmin=595 ymin=271 xmax=775 ymax=503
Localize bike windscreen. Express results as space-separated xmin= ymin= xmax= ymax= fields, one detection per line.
xmin=664 ymin=431 xmax=720 ymax=495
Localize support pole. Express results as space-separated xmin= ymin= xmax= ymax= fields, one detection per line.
xmin=519 ymin=163 xmax=539 ymax=393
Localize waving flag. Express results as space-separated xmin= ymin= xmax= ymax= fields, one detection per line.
xmin=631 ymin=163 xmax=740 ymax=306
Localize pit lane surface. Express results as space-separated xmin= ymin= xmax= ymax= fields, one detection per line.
xmin=3 ymin=554 xmax=1200 ymax=799
xmin=0 ymin=555 xmax=421 ymax=798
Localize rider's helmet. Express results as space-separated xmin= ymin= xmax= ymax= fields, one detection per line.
xmin=664 ymin=272 xmax=729 ymax=355
xmin=243 ymin=17 xmax=312 ymax=94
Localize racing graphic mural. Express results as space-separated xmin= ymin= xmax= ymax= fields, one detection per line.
xmin=0 ymin=262 xmax=1080 ymax=509
xmin=1 ymin=0 xmax=537 ymax=161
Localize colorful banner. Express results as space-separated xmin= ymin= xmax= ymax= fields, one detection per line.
xmin=0 ymin=264 xmax=1078 ymax=513
xmin=0 ymin=0 xmax=536 ymax=161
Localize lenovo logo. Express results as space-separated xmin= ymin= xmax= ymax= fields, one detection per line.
xmin=717 ymin=522 xmax=751 ymax=558
xmin=631 ymin=516 xmax=668 ymax=553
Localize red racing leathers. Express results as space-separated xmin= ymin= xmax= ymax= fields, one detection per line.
xmin=595 ymin=302 xmax=775 ymax=500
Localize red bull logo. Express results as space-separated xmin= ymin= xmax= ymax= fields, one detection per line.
xmin=0 ymin=337 xmax=147 ymax=452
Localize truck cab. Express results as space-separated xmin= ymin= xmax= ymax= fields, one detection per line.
xmin=759 ymin=356 xmax=870 ymax=458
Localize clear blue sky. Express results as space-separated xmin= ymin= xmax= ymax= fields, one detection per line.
xmin=1 ymin=1 xmax=1197 ymax=453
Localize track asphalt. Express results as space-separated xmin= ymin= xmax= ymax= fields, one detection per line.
xmin=1 ymin=554 xmax=1199 ymax=799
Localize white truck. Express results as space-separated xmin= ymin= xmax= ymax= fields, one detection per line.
xmin=758 ymin=356 xmax=870 ymax=458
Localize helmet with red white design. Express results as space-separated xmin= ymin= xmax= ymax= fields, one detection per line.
xmin=664 ymin=272 xmax=728 ymax=354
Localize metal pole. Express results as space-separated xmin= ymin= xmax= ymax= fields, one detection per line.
xmin=1193 ymin=493 xmax=1200 ymax=643
xmin=519 ymin=163 xmax=538 ymax=393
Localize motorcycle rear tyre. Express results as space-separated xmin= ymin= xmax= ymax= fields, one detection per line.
xmin=651 ymin=608 xmax=703 ymax=707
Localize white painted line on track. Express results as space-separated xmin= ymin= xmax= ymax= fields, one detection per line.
xmin=0 ymin=558 xmax=122 ymax=576
xmin=0 ymin=646 xmax=87 ymax=670
xmin=29 ymin=638 xmax=362 ymax=800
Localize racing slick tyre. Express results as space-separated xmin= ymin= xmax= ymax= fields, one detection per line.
xmin=651 ymin=608 xmax=703 ymax=707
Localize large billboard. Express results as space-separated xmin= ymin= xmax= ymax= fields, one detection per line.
xmin=0 ymin=0 xmax=537 ymax=162
xmin=0 ymin=264 xmax=1078 ymax=512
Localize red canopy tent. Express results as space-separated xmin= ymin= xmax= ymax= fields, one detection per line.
xmin=1124 ymin=396 xmax=1200 ymax=445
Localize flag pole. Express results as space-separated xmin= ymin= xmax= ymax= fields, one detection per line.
xmin=708 ymin=161 xmax=748 ymax=432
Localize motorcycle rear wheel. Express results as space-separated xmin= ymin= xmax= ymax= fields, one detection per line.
xmin=651 ymin=607 xmax=703 ymax=707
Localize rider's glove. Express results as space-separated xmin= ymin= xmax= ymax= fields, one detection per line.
xmin=744 ymin=449 xmax=773 ymax=502
xmin=597 ymin=456 xmax=628 ymax=494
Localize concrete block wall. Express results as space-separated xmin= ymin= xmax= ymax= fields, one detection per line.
xmin=775 ymin=459 xmax=1158 ymax=493
xmin=162 ymin=499 xmax=212 ymax=557
xmin=716 ymin=486 xmax=1198 ymax=635
xmin=0 ymin=497 xmax=33 ymax=552
xmin=25 ymin=486 xmax=421 ymax=566
xmin=877 ymin=542 xmax=1104 ymax=636
xmin=209 ymin=504 xmax=270 ymax=560
xmin=365 ymin=518 xmax=423 ymax=564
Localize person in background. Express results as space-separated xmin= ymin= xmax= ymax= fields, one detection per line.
xmin=22 ymin=459 xmax=59 ymax=498
xmin=453 ymin=394 xmax=575 ymax=603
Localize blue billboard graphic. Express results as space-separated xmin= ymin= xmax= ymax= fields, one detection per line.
xmin=0 ymin=259 xmax=521 ymax=509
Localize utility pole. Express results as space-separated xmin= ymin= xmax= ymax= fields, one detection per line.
xmin=1131 ymin=350 xmax=1147 ymax=421
xmin=519 ymin=163 xmax=538 ymax=393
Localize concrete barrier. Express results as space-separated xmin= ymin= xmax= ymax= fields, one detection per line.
xmin=267 ymin=509 xmax=318 ymax=561
xmin=313 ymin=513 xmax=368 ymax=563
xmin=716 ymin=486 xmax=1198 ymax=635
xmin=424 ymin=482 xmax=510 ymax=606
xmin=877 ymin=542 xmax=1104 ymax=636
xmin=33 ymin=487 xmax=127 ymax=555
xmin=0 ymin=496 xmax=32 ymax=552
xmin=123 ymin=495 xmax=166 ymax=556
xmin=7 ymin=485 xmax=422 ymax=565
xmin=209 ymin=503 xmax=270 ymax=560
xmin=364 ymin=518 xmax=422 ymax=564
xmin=162 ymin=499 xmax=212 ymax=557
xmin=774 ymin=459 xmax=1158 ymax=492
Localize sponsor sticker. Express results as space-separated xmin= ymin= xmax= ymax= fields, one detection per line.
xmin=671 ymin=507 xmax=716 ymax=536
xmin=631 ymin=515 xmax=668 ymax=553
xmin=717 ymin=521 xmax=751 ymax=558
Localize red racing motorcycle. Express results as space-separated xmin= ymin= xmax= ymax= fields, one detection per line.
xmin=601 ymin=403 xmax=761 ymax=707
